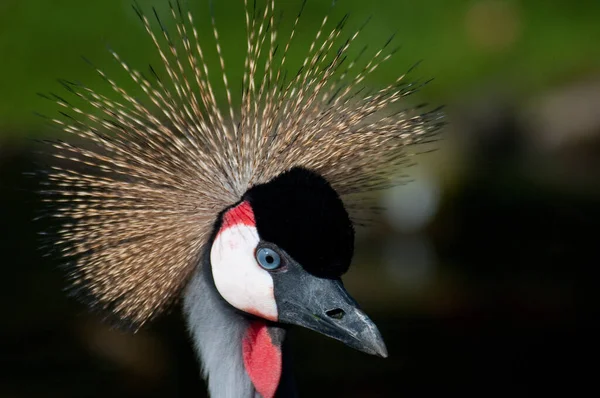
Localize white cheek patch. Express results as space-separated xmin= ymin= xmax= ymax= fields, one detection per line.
xmin=210 ymin=224 xmax=278 ymax=321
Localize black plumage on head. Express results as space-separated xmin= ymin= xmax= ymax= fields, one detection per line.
xmin=245 ymin=167 xmax=354 ymax=279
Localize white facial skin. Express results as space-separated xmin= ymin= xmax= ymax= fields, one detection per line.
xmin=210 ymin=222 xmax=278 ymax=321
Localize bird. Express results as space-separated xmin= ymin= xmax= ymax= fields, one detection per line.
xmin=40 ymin=0 xmax=443 ymax=396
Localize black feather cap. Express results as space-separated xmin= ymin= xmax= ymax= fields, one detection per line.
xmin=244 ymin=167 xmax=355 ymax=278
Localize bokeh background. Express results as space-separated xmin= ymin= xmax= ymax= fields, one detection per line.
xmin=1 ymin=0 xmax=597 ymax=396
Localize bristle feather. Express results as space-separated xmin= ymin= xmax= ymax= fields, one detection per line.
xmin=44 ymin=0 xmax=443 ymax=327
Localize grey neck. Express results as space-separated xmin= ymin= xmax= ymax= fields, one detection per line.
xmin=183 ymin=262 xmax=254 ymax=398
xmin=183 ymin=255 xmax=297 ymax=397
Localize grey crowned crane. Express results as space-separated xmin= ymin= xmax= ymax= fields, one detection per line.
xmin=41 ymin=0 xmax=442 ymax=396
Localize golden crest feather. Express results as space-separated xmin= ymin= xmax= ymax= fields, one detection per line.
xmin=42 ymin=0 xmax=443 ymax=326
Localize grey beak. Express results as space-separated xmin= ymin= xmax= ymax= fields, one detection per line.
xmin=272 ymin=263 xmax=387 ymax=358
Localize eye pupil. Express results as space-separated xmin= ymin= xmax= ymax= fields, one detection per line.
xmin=256 ymin=247 xmax=281 ymax=270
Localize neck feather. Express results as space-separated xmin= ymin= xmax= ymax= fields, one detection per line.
xmin=183 ymin=252 xmax=294 ymax=397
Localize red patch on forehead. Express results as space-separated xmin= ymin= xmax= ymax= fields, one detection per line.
xmin=242 ymin=321 xmax=282 ymax=398
xmin=221 ymin=201 xmax=256 ymax=230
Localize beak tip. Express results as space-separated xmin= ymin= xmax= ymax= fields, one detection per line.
xmin=372 ymin=339 xmax=388 ymax=358
xmin=360 ymin=324 xmax=388 ymax=358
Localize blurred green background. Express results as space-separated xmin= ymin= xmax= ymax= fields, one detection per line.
xmin=2 ymin=0 xmax=600 ymax=138
xmin=1 ymin=0 xmax=598 ymax=397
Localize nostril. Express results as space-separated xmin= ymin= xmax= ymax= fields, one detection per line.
xmin=325 ymin=308 xmax=345 ymax=320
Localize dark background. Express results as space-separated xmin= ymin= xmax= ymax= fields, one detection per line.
xmin=1 ymin=0 xmax=597 ymax=396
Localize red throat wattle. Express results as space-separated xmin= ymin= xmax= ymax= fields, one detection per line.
xmin=242 ymin=321 xmax=282 ymax=398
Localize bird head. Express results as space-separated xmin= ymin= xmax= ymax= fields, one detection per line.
xmin=209 ymin=167 xmax=387 ymax=357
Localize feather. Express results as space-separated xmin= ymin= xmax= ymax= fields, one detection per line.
xmin=41 ymin=0 xmax=444 ymax=327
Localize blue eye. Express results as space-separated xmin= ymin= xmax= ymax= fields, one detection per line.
xmin=256 ymin=247 xmax=281 ymax=270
